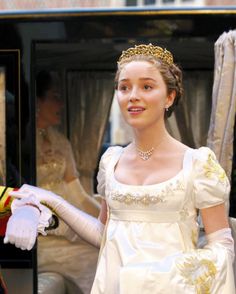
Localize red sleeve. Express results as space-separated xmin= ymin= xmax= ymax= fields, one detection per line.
xmin=0 ymin=186 xmax=16 ymax=236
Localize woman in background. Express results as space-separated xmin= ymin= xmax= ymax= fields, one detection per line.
xmin=36 ymin=70 xmax=100 ymax=294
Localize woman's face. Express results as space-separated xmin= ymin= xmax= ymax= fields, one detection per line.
xmin=37 ymin=87 xmax=63 ymax=128
xmin=116 ymin=60 xmax=174 ymax=131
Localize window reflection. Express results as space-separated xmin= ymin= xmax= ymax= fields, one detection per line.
xmin=35 ymin=69 xmax=100 ymax=293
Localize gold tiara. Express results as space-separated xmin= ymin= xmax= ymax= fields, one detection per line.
xmin=118 ymin=44 xmax=174 ymax=65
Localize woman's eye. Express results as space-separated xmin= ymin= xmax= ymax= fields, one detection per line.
xmin=119 ymin=85 xmax=128 ymax=91
xmin=144 ymin=85 xmax=152 ymax=90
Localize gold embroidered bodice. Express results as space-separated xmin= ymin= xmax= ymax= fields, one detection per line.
xmin=36 ymin=127 xmax=77 ymax=196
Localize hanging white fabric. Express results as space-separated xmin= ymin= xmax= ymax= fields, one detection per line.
xmin=207 ymin=29 xmax=236 ymax=180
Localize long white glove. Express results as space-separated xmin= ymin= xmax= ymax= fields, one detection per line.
xmin=4 ymin=205 xmax=40 ymax=250
xmin=10 ymin=184 xmax=104 ymax=248
xmin=4 ymin=195 xmax=52 ymax=250
xmin=66 ymin=178 xmax=100 ymax=217
xmin=205 ymin=228 xmax=235 ymax=262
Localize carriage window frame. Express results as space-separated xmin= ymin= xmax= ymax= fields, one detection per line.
xmin=0 ymin=49 xmax=21 ymax=187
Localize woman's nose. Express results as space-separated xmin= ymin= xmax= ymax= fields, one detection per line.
xmin=129 ymin=88 xmax=140 ymax=102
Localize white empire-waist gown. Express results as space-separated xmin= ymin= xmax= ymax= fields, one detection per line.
xmin=91 ymin=146 xmax=235 ymax=294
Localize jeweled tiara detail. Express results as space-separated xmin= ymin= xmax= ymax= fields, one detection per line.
xmin=118 ymin=43 xmax=174 ymax=65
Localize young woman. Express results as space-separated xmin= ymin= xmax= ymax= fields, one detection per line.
xmin=6 ymin=44 xmax=235 ymax=293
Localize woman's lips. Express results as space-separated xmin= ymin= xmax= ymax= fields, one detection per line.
xmin=128 ymin=106 xmax=145 ymax=115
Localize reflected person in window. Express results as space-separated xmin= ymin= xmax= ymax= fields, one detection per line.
xmin=36 ymin=70 xmax=100 ymax=294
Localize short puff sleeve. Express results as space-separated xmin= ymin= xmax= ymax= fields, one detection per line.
xmin=97 ymin=146 xmax=122 ymax=199
xmin=193 ymin=147 xmax=230 ymax=209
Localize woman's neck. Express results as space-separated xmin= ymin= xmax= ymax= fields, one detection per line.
xmin=133 ymin=124 xmax=169 ymax=151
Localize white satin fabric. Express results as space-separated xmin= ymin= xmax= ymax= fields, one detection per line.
xmin=91 ymin=146 xmax=235 ymax=294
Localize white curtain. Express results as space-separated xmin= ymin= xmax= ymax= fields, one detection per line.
xmin=207 ymin=30 xmax=236 ymax=180
xmin=67 ymin=71 xmax=114 ymax=194
xmin=167 ymin=70 xmax=213 ymax=148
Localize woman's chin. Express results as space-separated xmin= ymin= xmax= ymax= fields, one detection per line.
xmin=125 ymin=119 xmax=146 ymax=129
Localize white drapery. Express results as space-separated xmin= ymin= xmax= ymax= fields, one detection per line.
xmin=67 ymin=71 xmax=114 ymax=194
xmin=207 ymin=30 xmax=236 ymax=180
xmin=167 ymin=70 xmax=213 ymax=148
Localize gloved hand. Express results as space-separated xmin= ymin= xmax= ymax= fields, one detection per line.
xmin=4 ymin=205 xmax=40 ymax=250
xmin=10 ymin=184 xmax=104 ymax=247
xmin=10 ymin=184 xmax=63 ymax=211
xmin=205 ymin=228 xmax=235 ymax=262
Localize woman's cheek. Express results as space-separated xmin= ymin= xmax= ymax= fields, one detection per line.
xmin=117 ymin=93 xmax=126 ymax=106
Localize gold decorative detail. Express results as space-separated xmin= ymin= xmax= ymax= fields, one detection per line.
xmin=37 ymin=151 xmax=66 ymax=187
xmin=203 ymin=153 xmax=227 ymax=183
xmin=176 ymin=255 xmax=217 ymax=294
xmin=0 ymin=187 xmax=13 ymax=217
xmin=118 ymin=44 xmax=174 ymax=65
xmin=111 ymin=192 xmax=165 ymax=205
xmin=111 ymin=179 xmax=184 ymax=205
xmin=191 ymin=229 xmax=198 ymax=248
